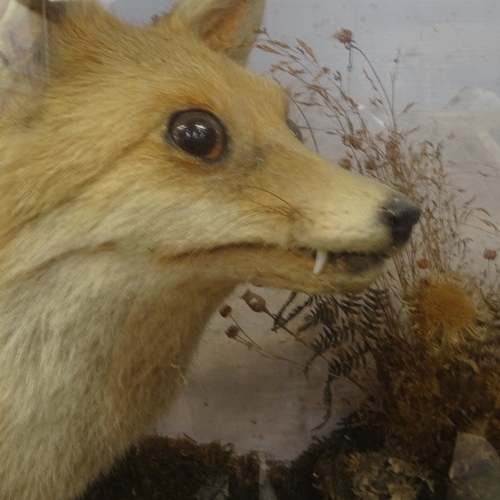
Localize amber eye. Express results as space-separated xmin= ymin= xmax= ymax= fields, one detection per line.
xmin=287 ymin=118 xmax=303 ymax=142
xmin=168 ymin=110 xmax=227 ymax=161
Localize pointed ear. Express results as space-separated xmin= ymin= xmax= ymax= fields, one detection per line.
xmin=165 ymin=0 xmax=265 ymax=66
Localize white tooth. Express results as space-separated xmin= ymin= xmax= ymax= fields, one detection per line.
xmin=313 ymin=250 xmax=329 ymax=275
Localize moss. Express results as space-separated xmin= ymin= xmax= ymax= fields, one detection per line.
xmin=267 ymin=438 xmax=328 ymax=500
xmin=81 ymin=436 xmax=259 ymax=500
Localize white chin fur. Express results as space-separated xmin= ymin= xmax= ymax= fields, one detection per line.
xmin=313 ymin=250 xmax=328 ymax=275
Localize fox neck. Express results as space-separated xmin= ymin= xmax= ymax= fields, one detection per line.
xmin=0 ymin=246 xmax=235 ymax=434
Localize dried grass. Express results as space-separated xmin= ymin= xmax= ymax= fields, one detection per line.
xmin=222 ymin=30 xmax=500 ymax=476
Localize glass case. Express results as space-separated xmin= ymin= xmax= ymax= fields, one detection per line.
xmin=1 ymin=1 xmax=498 ymax=498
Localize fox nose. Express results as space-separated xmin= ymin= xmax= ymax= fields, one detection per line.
xmin=381 ymin=196 xmax=421 ymax=246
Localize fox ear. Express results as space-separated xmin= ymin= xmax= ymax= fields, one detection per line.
xmin=165 ymin=0 xmax=265 ymax=65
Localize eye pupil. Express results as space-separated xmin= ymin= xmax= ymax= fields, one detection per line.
xmin=176 ymin=122 xmax=216 ymax=156
xmin=168 ymin=110 xmax=227 ymax=160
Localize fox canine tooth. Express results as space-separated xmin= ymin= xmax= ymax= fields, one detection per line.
xmin=313 ymin=250 xmax=329 ymax=275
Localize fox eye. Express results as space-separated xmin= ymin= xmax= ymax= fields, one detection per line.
xmin=168 ymin=110 xmax=227 ymax=161
xmin=287 ymin=118 xmax=303 ymax=142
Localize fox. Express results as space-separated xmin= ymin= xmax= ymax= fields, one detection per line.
xmin=0 ymin=0 xmax=420 ymax=498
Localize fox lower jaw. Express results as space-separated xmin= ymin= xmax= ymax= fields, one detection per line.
xmin=174 ymin=242 xmax=392 ymax=296
xmin=248 ymin=247 xmax=388 ymax=294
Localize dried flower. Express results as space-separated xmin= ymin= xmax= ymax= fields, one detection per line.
xmin=483 ymin=249 xmax=497 ymax=261
xmin=225 ymin=325 xmax=240 ymax=339
xmin=241 ymin=290 xmax=269 ymax=313
xmin=339 ymin=157 xmax=352 ymax=170
xmin=417 ymin=258 xmax=429 ymax=269
xmin=385 ymin=139 xmax=401 ymax=162
xmin=342 ymin=134 xmax=363 ymax=150
xmin=406 ymin=275 xmax=478 ymax=341
xmin=333 ymin=28 xmax=353 ymax=45
xmin=219 ymin=304 xmax=232 ymax=317
xmin=364 ymin=158 xmax=377 ymax=171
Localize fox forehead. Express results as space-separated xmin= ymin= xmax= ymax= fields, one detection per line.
xmin=45 ymin=5 xmax=290 ymax=136
xmin=144 ymin=50 xmax=290 ymax=136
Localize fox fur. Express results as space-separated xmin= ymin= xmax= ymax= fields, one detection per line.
xmin=0 ymin=0 xmax=419 ymax=498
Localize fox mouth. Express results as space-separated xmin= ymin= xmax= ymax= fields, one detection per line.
xmin=175 ymin=244 xmax=388 ymax=279
xmin=307 ymin=249 xmax=387 ymax=275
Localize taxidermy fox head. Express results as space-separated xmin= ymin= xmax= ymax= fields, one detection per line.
xmin=0 ymin=0 xmax=420 ymax=296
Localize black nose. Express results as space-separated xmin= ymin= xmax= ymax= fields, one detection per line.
xmin=381 ymin=196 xmax=421 ymax=246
